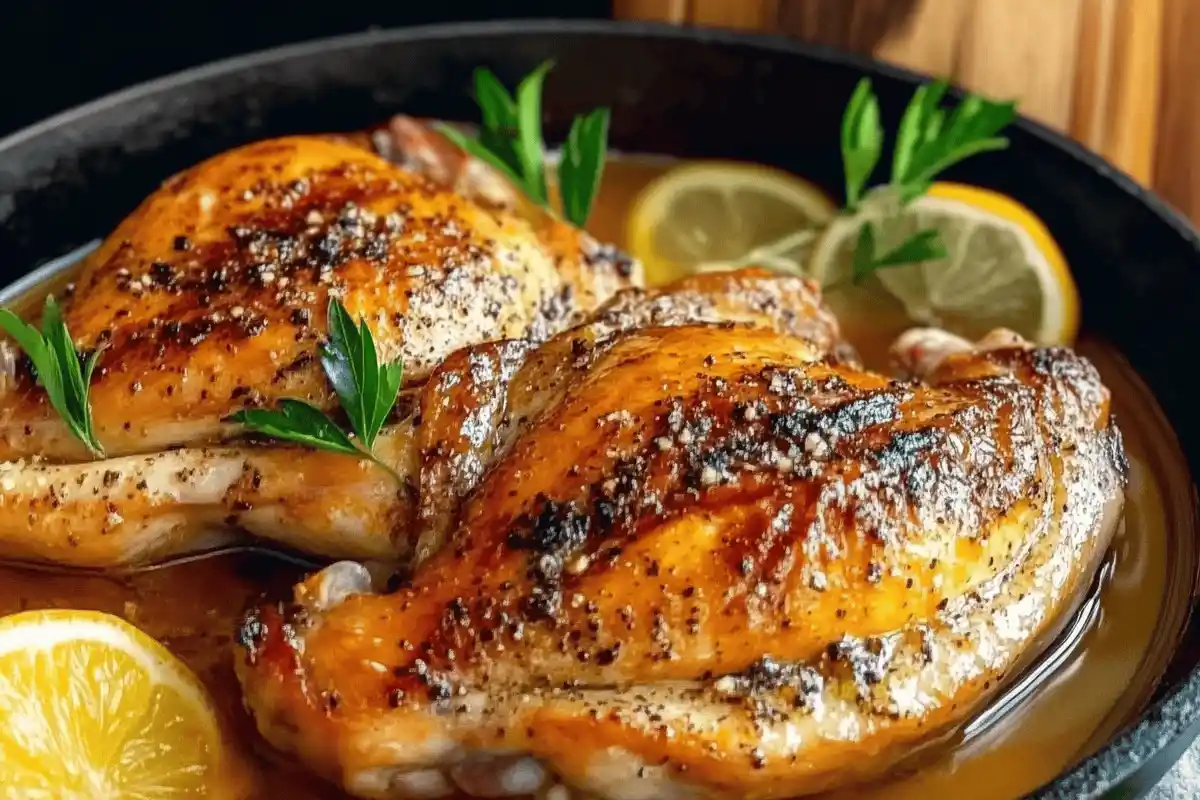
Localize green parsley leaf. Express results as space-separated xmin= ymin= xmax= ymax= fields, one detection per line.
xmin=444 ymin=62 xmax=610 ymax=227
xmin=891 ymin=80 xmax=1016 ymax=203
xmin=841 ymin=78 xmax=883 ymax=212
xmin=890 ymin=80 xmax=949 ymax=191
xmin=514 ymin=61 xmax=553 ymax=205
xmin=850 ymin=224 xmax=947 ymax=285
xmin=435 ymin=124 xmax=529 ymax=193
xmin=472 ymin=67 xmax=522 ymax=175
xmin=558 ymin=107 xmax=611 ymax=227
xmin=228 ymin=399 xmax=360 ymax=457
xmin=473 ymin=67 xmax=518 ymax=134
xmin=228 ymin=299 xmax=405 ymax=481
xmin=0 ymin=296 xmax=104 ymax=458
xmin=840 ymin=79 xmax=1015 ymax=284
xmin=872 ymin=228 xmax=946 ymax=269
xmin=320 ymin=299 xmax=404 ymax=449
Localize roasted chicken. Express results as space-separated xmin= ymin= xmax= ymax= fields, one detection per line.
xmin=236 ymin=308 xmax=1126 ymax=798
xmin=0 ymin=131 xmax=638 ymax=567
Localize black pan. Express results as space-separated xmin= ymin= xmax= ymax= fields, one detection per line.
xmin=0 ymin=19 xmax=1197 ymax=799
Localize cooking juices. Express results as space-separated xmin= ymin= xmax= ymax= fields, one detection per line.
xmin=0 ymin=157 xmax=1190 ymax=799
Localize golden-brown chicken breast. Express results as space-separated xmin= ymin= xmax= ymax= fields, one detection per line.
xmin=0 ymin=134 xmax=635 ymax=463
xmin=235 ymin=321 xmax=1125 ymax=799
xmin=0 ymin=258 xmax=847 ymax=568
xmin=0 ymin=132 xmax=638 ymax=566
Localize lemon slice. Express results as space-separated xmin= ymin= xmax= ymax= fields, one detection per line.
xmin=0 ymin=609 xmax=225 ymax=798
xmin=627 ymin=161 xmax=837 ymax=284
xmin=808 ymin=182 xmax=1079 ymax=346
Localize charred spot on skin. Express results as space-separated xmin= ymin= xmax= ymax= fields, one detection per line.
xmin=426 ymin=680 xmax=453 ymax=702
xmin=918 ymin=627 xmax=936 ymax=662
xmin=582 ymin=241 xmax=636 ymax=278
xmin=507 ymin=496 xmax=590 ymax=557
xmin=273 ymin=352 xmax=314 ymax=384
xmin=235 ymin=609 xmax=269 ymax=662
xmin=875 ymin=428 xmax=942 ymax=474
xmin=712 ymin=656 xmax=825 ymax=726
xmin=149 ymin=260 xmax=178 ymax=288
xmin=394 ymin=657 xmax=456 ymax=702
xmin=828 ymin=635 xmax=896 ymax=688
xmin=89 ymin=167 xmax=486 ymax=372
xmin=446 ymin=597 xmax=470 ymax=626
xmin=769 ymin=391 xmax=903 ymax=443
xmin=570 ymin=336 xmax=592 ymax=363
xmin=595 ymin=644 xmax=621 ymax=666
xmin=229 ymin=385 xmax=264 ymax=408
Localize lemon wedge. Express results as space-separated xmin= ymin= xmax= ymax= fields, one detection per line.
xmin=626 ymin=161 xmax=837 ymax=285
xmin=808 ymin=182 xmax=1079 ymax=346
xmin=0 ymin=609 xmax=225 ymax=798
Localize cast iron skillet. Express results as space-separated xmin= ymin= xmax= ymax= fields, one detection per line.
xmin=0 ymin=19 xmax=1197 ymax=799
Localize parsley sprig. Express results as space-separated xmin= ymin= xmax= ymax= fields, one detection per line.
xmin=842 ymin=78 xmax=1016 ymax=282
xmin=0 ymin=296 xmax=105 ymax=458
xmin=321 ymin=300 xmax=405 ymax=449
xmin=436 ymin=61 xmax=611 ymax=228
xmin=229 ymin=299 xmax=404 ymax=480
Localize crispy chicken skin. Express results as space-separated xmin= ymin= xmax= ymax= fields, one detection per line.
xmin=0 ymin=266 xmax=833 ymax=567
xmin=407 ymin=268 xmax=851 ymax=564
xmin=0 ymin=134 xmax=635 ymax=463
xmin=235 ymin=320 xmax=1125 ymax=799
xmin=0 ymin=132 xmax=638 ymax=566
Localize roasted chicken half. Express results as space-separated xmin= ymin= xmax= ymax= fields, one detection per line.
xmin=0 ymin=131 xmax=637 ymax=567
xmin=236 ymin=312 xmax=1126 ymax=798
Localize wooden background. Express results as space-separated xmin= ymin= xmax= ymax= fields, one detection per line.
xmin=614 ymin=0 xmax=1200 ymax=223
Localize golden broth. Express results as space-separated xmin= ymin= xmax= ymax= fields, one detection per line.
xmin=0 ymin=156 xmax=1188 ymax=800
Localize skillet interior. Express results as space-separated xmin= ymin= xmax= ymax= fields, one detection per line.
xmin=0 ymin=20 xmax=1197 ymax=799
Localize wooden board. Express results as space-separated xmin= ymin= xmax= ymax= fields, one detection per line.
xmin=614 ymin=0 xmax=1183 ymax=218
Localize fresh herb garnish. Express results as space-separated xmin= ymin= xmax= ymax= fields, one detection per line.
xmin=229 ymin=299 xmax=404 ymax=480
xmin=840 ymin=77 xmax=1016 ymax=282
xmin=558 ymin=108 xmax=611 ymax=229
xmin=0 ymin=296 xmax=104 ymax=458
xmin=320 ymin=299 xmax=404 ymax=451
xmin=890 ymin=82 xmax=1016 ymax=203
xmin=841 ymin=78 xmax=883 ymax=214
xmin=851 ymin=225 xmax=947 ymax=284
xmin=473 ymin=65 xmax=525 ymax=181
xmin=228 ymin=399 xmax=360 ymax=457
xmin=436 ymin=61 xmax=610 ymax=228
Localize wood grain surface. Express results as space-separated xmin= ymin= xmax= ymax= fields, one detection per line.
xmin=613 ymin=0 xmax=1192 ymax=219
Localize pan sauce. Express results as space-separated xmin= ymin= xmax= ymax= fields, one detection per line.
xmin=0 ymin=156 xmax=1190 ymax=800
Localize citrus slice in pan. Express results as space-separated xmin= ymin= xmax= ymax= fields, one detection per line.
xmin=626 ymin=160 xmax=837 ymax=285
xmin=0 ymin=609 xmax=225 ymax=798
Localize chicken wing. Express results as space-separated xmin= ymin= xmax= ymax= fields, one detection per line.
xmin=235 ymin=320 xmax=1125 ymax=799
xmin=0 ymin=133 xmax=637 ymax=566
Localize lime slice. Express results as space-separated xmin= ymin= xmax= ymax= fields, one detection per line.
xmin=627 ymin=161 xmax=837 ymax=285
xmin=808 ymin=182 xmax=1079 ymax=346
